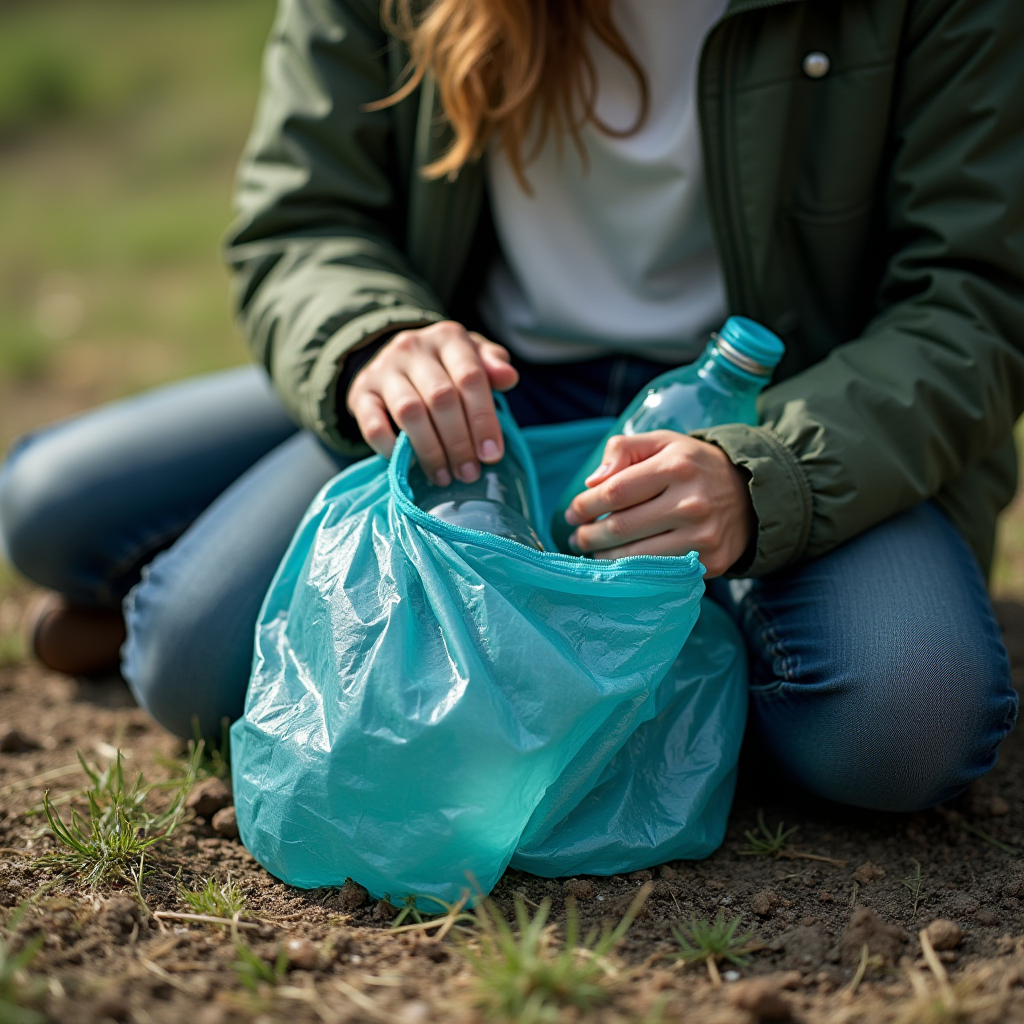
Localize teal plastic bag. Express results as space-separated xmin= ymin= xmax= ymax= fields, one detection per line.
xmin=231 ymin=409 xmax=747 ymax=903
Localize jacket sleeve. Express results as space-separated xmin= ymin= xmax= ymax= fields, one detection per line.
xmin=224 ymin=0 xmax=444 ymax=455
xmin=697 ymin=0 xmax=1024 ymax=577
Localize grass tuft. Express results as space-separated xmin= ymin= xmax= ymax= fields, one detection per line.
xmin=181 ymin=876 xmax=246 ymax=924
xmin=673 ymin=910 xmax=758 ymax=986
xmin=0 ymin=928 xmax=47 ymax=1024
xmin=902 ymin=862 xmax=924 ymax=918
xmin=464 ymin=882 xmax=652 ymax=1023
xmin=38 ymin=745 xmax=200 ymax=887
xmin=233 ymin=940 xmax=288 ymax=992
xmin=191 ymin=716 xmax=232 ymax=780
xmin=896 ymin=927 xmax=1005 ymax=1024
xmin=740 ymin=809 xmax=798 ymax=858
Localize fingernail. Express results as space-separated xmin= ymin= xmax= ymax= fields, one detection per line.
xmin=585 ymin=463 xmax=611 ymax=484
xmin=568 ymin=530 xmax=580 ymax=550
xmin=460 ymin=461 xmax=480 ymax=483
xmin=435 ymin=468 xmax=451 ymax=487
xmin=564 ymin=508 xmax=580 ymax=526
xmin=480 ymin=439 xmax=500 ymax=461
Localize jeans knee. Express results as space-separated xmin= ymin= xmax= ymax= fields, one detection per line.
xmin=0 ymin=435 xmax=67 ymax=589
xmin=0 ymin=430 xmax=120 ymax=603
xmin=121 ymin=554 xmax=251 ymax=739
xmin=757 ymin=639 xmax=1017 ymax=812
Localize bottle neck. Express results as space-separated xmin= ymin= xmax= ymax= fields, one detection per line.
xmin=696 ymin=341 xmax=771 ymax=397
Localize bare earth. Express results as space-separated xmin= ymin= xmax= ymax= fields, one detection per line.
xmin=0 ymin=582 xmax=1022 ymax=1024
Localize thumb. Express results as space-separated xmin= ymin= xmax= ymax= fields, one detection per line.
xmin=585 ymin=432 xmax=668 ymax=487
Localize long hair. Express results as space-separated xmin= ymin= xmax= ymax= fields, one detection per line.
xmin=371 ymin=0 xmax=649 ymax=187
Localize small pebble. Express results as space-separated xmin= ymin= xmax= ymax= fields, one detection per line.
xmin=372 ymin=900 xmax=399 ymax=923
xmin=925 ymin=918 xmax=962 ymax=951
xmin=186 ymin=777 xmax=232 ymax=818
xmin=975 ymin=908 xmax=1000 ymax=927
xmin=658 ymin=864 xmax=678 ymax=879
xmin=628 ymin=869 xmax=653 ymax=883
xmin=337 ymin=878 xmax=370 ymax=911
xmin=564 ymin=878 xmax=596 ymax=901
xmin=988 ymin=796 xmax=1010 ymax=816
xmin=283 ymin=937 xmax=318 ymax=971
xmin=398 ymin=1002 xmax=430 ymax=1024
xmin=211 ymin=806 xmax=239 ymax=839
xmin=851 ymin=862 xmax=886 ymax=885
xmin=0 ymin=726 xmax=41 ymax=753
xmin=723 ymin=970 xmax=741 ymax=982
xmin=100 ymin=897 xmax=140 ymax=937
xmin=752 ymin=889 xmax=779 ymax=917
xmin=728 ymin=979 xmax=793 ymax=1021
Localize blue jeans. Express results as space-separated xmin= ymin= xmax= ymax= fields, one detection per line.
xmin=0 ymin=363 xmax=1017 ymax=812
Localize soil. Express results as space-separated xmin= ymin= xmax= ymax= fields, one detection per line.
xmin=1 ymin=585 xmax=1023 ymax=1024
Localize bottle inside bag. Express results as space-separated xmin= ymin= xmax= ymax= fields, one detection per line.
xmin=550 ymin=316 xmax=785 ymax=553
xmin=410 ymin=446 xmax=545 ymax=551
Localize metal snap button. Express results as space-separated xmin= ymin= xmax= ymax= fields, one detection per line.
xmin=802 ymin=51 xmax=831 ymax=79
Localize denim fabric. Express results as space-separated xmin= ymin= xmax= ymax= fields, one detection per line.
xmin=709 ymin=503 xmax=1018 ymax=811
xmin=0 ymin=362 xmax=1016 ymax=813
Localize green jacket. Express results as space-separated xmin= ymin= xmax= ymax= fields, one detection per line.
xmin=225 ymin=0 xmax=1024 ymax=577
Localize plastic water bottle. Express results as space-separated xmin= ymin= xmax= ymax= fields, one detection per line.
xmin=550 ymin=316 xmax=785 ymax=553
xmin=409 ymin=446 xmax=545 ymax=551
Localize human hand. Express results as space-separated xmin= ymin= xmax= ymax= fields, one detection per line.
xmin=563 ymin=431 xmax=754 ymax=576
xmin=347 ymin=321 xmax=519 ymax=485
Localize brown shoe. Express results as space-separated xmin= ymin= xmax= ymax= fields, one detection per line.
xmin=23 ymin=592 xmax=126 ymax=677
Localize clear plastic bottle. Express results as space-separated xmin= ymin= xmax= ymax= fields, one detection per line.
xmin=550 ymin=316 xmax=785 ymax=553
xmin=409 ymin=445 xmax=545 ymax=551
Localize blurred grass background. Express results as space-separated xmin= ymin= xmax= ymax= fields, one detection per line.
xmin=1 ymin=0 xmax=1024 ymax=605
xmin=0 ymin=0 xmax=274 ymax=445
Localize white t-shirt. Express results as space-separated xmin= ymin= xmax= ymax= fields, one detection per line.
xmin=479 ymin=0 xmax=730 ymax=364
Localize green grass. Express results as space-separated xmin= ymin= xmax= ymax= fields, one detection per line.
xmin=39 ymin=746 xmax=200 ymax=887
xmin=672 ymin=910 xmax=757 ymax=975
xmin=463 ymin=883 xmax=652 ymax=1024
xmin=233 ymin=941 xmax=288 ymax=992
xmin=181 ymin=876 xmax=247 ymax=923
xmin=739 ymin=810 xmax=798 ymax=858
xmin=0 ymin=0 xmax=274 ymax=415
xmin=902 ymin=862 xmax=924 ymax=917
xmin=0 ymin=927 xmax=47 ymax=1024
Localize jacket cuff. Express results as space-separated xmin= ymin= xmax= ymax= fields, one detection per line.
xmin=691 ymin=424 xmax=813 ymax=577
xmin=304 ymin=306 xmax=444 ymax=456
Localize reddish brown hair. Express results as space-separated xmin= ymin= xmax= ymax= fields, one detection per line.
xmin=372 ymin=0 xmax=649 ymax=186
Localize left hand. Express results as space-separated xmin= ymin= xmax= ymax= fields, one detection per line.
xmin=564 ymin=431 xmax=755 ymax=576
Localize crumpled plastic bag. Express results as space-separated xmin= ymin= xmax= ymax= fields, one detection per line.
xmin=231 ymin=407 xmax=747 ymax=903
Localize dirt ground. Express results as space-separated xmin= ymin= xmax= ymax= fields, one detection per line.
xmin=0 ymin=584 xmax=1022 ymax=1024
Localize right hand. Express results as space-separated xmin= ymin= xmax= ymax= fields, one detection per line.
xmin=346 ymin=320 xmax=519 ymax=486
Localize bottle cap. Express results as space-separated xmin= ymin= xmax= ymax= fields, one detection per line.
xmin=716 ymin=316 xmax=785 ymax=376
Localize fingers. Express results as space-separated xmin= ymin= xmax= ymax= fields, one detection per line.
xmin=569 ymin=489 xmax=682 ymax=554
xmin=567 ymin=455 xmax=674 ymax=526
xmin=346 ymin=322 xmax=512 ymax=481
xmin=379 ymin=374 xmax=451 ymax=485
xmin=590 ymin=529 xmax=695 ymax=561
xmin=348 ymin=390 xmax=397 ymax=460
xmin=584 ymin=432 xmax=674 ymax=488
xmin=439 ymin=343 xmax=504 ymax=465
xmin=408 ymin=353 xmax=481 ymax=482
